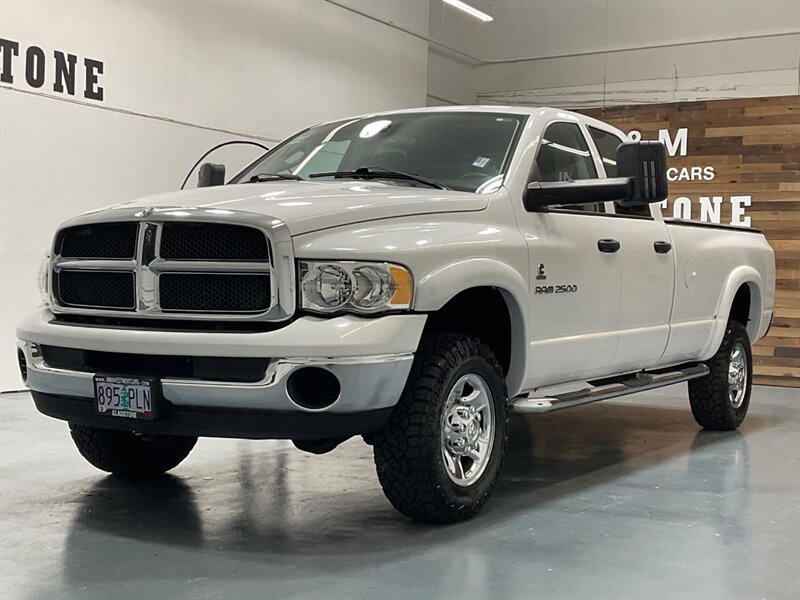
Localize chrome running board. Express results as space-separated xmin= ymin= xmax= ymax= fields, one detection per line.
xmin=510 ymin=363 xmax=710 ymax=414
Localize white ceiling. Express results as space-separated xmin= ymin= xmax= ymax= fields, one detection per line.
xmin=430 ymin=0 xmax=800 ymax=61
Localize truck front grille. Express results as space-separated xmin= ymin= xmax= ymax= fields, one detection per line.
xmin=159 ymin=273 xmax=271 ymax=312
xmin=56 ymin=270 xmax=136 ymax=310
xmin=50 ymin=220 xmax=275 ymax=319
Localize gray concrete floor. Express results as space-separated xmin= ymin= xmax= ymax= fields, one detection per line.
xmin=1 ymin=385 xmax=798 ymax=600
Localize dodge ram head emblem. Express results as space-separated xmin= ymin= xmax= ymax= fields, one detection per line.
xmin=135 ymin=206 xmax=154 ymax=218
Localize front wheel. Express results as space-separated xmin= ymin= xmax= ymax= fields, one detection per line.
xmin=373 ymin=333 xmax=508 ymax=523
xmin=688 ymin=320 xmax=753 ymax=431
xmin=69 ymin=424 xmax=197 ymax=478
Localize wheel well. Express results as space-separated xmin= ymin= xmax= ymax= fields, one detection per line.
xmin=729 ymin=284 xmax=751 ymax=326
xmin=424 ymin=287 xmax=511 ymax=374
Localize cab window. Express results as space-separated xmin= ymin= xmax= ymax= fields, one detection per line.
xmin=533 ymin=122 xmax=603 ymax=213
xmin=588 ymin=126 xmax=652 ymax=218
xmin=588 ymin=127 xmax=621 ymax=177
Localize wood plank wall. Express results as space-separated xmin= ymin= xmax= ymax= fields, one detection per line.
xmin=581 ymin=95 xmax=799 ymax=388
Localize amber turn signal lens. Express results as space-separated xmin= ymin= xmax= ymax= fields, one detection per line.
xmin=389 ymin=266 xmax=412 ymax=306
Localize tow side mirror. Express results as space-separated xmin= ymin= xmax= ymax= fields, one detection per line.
xmin=615 ymin=141 xmax=668 ymax=206
xmin=523 ymin=141 xmax=669 ymax=210
xmin=198 ymin=162 xmax=226 ymax=187
xmin=524 ymin=178 xmax=633 ymax=210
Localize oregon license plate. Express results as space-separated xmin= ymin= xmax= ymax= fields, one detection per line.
xmin=94 ymin=375 xmax=158 ymax=421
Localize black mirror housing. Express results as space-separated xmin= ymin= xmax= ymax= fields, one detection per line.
xmin=615 ymin=141 xmax=668 ymax=206
xmin=524 ymin=178 xmax=633 ymax=211
xmin=198 ymin=162 xmax=226 ymax=187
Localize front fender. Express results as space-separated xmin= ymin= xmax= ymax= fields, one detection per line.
xmin=416 ymin=259 xmax=529 ymax=396
xmin=293 ymin=211 xmax=531 ymax=395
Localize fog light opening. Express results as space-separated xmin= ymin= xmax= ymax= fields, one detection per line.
xmin=286 ymin=367 xmax=341 ymax=410
xmin=17 ymin=348 xmax=28 ymax=383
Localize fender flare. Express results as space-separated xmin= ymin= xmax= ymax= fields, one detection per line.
xmin=414 ymin=258 xmax=529 ymax=396
xmin=700 ymin=266 xmax=764 ymax=360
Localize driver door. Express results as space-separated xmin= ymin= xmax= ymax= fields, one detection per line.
xmin=517 ymin=120 xmax=623 ymax=389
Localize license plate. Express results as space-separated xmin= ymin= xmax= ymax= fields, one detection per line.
xmin=94 ymin=375 xmax=158 ymax=421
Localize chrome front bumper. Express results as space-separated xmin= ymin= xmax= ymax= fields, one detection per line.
xmin=17 ymin=308 xmax=426 ymax=414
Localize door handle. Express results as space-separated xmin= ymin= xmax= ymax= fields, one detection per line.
xmin=653 ymin=241 xmax=672 ymax=254
xmin=597 ymin=239 xmax=621 ymax=253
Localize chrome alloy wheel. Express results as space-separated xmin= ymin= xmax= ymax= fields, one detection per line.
xmin=440 ymin=373 xmax=495 ymax=487
xmin=728 ymin=342 xmax=748 ymax=409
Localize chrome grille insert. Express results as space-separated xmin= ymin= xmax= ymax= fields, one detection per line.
xmin=56 ymin=270 xmax=136 ymax=310
xmin=160 ymin=223 xmax=269 ymax=261
xmin=57 ymin=222 xmax=138 ymax=259
xmin=160 ymin=273 xmax=271 ymax=312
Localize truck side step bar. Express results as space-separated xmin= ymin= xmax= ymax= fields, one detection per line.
xmin=510 ymin=363 xmax=710 ymax=414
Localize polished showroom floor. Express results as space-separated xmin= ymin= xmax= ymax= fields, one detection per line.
xmin=1 ymin=384 xmax=798 ymax=600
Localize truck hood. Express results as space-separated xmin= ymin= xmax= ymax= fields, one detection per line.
xmin=100 ymin=181 xmax=489 ymax=235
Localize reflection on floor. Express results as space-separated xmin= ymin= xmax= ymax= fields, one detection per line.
xmin=1 ymin=385 xmax=798 ymax=600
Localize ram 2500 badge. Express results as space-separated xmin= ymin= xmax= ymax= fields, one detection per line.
xmin=17 ymin=107 xmax=776 ymax=522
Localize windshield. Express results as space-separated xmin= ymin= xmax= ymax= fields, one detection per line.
xmin=233 ymin=112 xmax=526 ymax=193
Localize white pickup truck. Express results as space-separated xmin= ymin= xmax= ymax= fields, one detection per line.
xmin=17 ymin=107 xmax=775 ymax=522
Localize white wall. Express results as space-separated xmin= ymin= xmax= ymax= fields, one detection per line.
xmin=426 ymin=51 xmax=476 ymax=106
xmin=428 ymin=0 xmax=800 ymax=107
xmin=426 ymin=2 xmax=476 ymax=105
xmin=0 ymin=0 xmax=430 ymax=390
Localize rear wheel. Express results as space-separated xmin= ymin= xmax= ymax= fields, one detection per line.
xmin=69 ymin=424 xmax=197 ymax=478
xmin=688 ymin=320 xmax=752 ymax=431
xmin=373 ymin=333 xmax=508 ymax=523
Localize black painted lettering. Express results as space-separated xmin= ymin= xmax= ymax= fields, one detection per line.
xmin=53 ymin=50 xmax=77 ymax=94
xmin=0 ymin=38 xmax=19 ymax=84
xmin=25 ymin=45 xmax=45 ymax=88
xmin=83 ymin=57 xmax=103 ymax=101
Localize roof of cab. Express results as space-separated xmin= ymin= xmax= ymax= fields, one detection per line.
xmin=322 ymin=105 xmax=626 ymax=138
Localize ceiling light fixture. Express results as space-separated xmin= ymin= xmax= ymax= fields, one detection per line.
xmin=442 ymin=0 xmax=493 ymax=22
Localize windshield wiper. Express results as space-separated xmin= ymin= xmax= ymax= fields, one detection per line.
xmin=246 ymin=173 xmax=303 ymax=183
xmin=308 ymin=167 xmax=450 ymax=190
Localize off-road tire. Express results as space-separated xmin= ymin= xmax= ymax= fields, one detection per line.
xmin=373 ymin=333 xmax=509 ymax=523
xmin=69 ymin=424 xmax=197 ymax=477
xmin=688 ymin=320 xmax=752 ymax=431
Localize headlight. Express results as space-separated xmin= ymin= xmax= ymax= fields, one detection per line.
xmin=299 ymin=261 xmax=412 ymax=314
xmin=37 ymin=254 xmax=50 ymax=305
